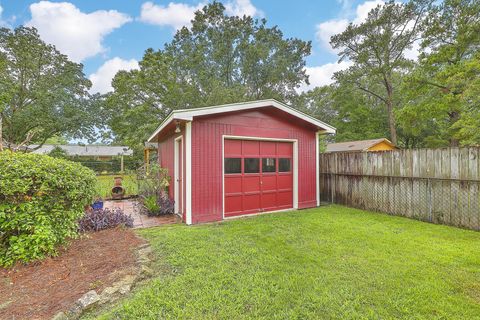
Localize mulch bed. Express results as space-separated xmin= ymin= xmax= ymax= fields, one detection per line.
xmin=0 ymin=228 xmax=146 ymax=320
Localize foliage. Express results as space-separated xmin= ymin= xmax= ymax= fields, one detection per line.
xmin=330 ymin=0 xmax=430 ymax=145
xmin=137 ymin=163 xmax=170 ymax=197
xmin=91 ymin=206 xmax=480 ymax=319
xmin=0 ymin=151 xmax=96 ymax=267
xmin=0 ymin=26 xmax=98 ymax=150
xmin=140 ymin=193 xmax=175 ymax=217
xmin=78 ymin=208 xmax=134 ymax=233
xmin=105 ymin=1 xmax=311 ymax=149
xmin=137 ymin=163 xmax=174 ymax=216
xmin=48 ymin=146 xmax=68 ymax=159
xmin=396 ymin=0 xmax=480 ymax=147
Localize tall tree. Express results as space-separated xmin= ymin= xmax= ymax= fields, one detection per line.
xmin=330 ymin=0 xmax=430 ymax=145
xmin=397 ymin=0 xmax=480 ymax=147
xmin=0 ymin=26 xmax=95 ymax=150
xmin=106 ymin=2 xmax=311 ymax=148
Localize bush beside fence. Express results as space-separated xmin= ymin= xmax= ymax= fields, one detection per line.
xmin=319 ymin=147 xmax=480 ymax=231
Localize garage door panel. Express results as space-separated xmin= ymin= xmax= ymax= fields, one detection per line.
xmin=277 ymin=175 xmax=293 ymax=189
xmin=225 ymin=139 xmax=242 ymax=156
xmin=225 ymin=176 xmax=242 ymax=193
xmin=243 ymin=176 xmax=261 ymax=192
xmin=262 ymin=193 xmax=277 ymax=210
xmin=224 ymin=139 xmax=293 ymax=217
xmin=243 ymin=140 xmax=260 ymax=156
xmin=277 ymin=142 xmax=293 ymax=156
xmin=262 ymin=175 xmax=277 ymax=191
xmin=243 ymin=194 xmax=261 ymax=211
xmin=260 ymin=141 xmax=276 ymax=156
xmin=277 ymin=191 xmax=293 ymax=207
xmin=225 ymin=196 xmax=243 ymax=214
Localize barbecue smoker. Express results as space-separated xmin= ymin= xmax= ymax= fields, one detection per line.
xmin=111 ymin=176 xmax=126 ymax=200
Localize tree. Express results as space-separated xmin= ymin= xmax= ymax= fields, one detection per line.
xmin=106 ymin=2 xmax=311 ymax=148
xmin=0 ymin=26 xmax=96 ymax=150
xmin=331 ymin=0 xmax=430 ymax=145
xmin=396 ymin=0 xmax=480 ymax=147
xmin=298 ymin=83 xmax=389 ymax=143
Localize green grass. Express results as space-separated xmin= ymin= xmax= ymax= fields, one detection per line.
xmin=95 ymin=174 xmax=138 ymax=199
xmin=88 ymin=206 xmax=480 ymax=319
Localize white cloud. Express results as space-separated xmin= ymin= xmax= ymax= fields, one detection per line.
xmin=139 ymin=1 xmax=204 ymax=30
xmin=89 ymin=57 xmax=139 ymax=94
xmin=315 ymin=0 xmax=383 ymax=52
xmin=27 ymin=1 xmax=131 ymax=62
xmin=300 ymin=61 xmax=352 ymax=92
xmin=315 ymin=19 xmax=349 ymax=53
xmin=225 ymin=0 xmax=263 ymax=17
xmin=139 ymin=0 xmax=262 ymax=30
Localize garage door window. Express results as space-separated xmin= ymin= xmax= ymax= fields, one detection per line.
xmin=244 ymin=158 xmax=260 ymax=173
xmin=224 ymin=158 xmax=241 ymax=174
xmin=279 ymin=158 xmax=291 ymax=172
xmin=262 ymin=158 xmax=276 ymax=173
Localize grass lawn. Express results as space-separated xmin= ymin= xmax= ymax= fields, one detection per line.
xmin=95 ymin=174 xmax=137 ymax=199
xmin=88 ymin=205 xmax=480 ymax=319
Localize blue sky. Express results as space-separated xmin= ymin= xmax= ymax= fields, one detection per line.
xmin=0 ymin=0 xmax=385 ymax=93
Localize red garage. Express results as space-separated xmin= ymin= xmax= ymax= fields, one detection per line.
xmin=147 ymin=99 xmax=335 ymax=224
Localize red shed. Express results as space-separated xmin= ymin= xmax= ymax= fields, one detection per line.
xmin=147 ymin=99 xmax=335 ymax=224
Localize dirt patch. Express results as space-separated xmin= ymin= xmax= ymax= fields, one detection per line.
xmin=0 ymin=228 xmax=145 ymax=320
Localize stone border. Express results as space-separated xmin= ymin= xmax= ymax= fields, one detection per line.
xmin=52 ymin=243 xmax=153 ymax=320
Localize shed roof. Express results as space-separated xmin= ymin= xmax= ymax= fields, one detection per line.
xmin=30 ymin=145 xmax=133 ymax=156
xmin=325 ymin=138 xmax=395 ymax=153
xmin=147 ymin=99 xmax=336 ymax=142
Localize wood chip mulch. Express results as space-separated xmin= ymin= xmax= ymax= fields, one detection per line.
xmin=0 ymin=228 xmax=146 ymax=320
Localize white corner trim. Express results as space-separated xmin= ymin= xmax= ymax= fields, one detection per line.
xmin=315 ymin=131 xmax=320 ymax=207
xmin=293 ymin=140 xmax=299 ymax=209
xmin=185 ymin=122 xmax=192 ymax=225
xmin=174 ymin=136 xmax=183 ymax=216
xmin=147 ymin=99 xmax=336 ymax=142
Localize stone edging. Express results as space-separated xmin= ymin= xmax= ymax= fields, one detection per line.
xmin=52 ymin=242 xmax=153 ymax=320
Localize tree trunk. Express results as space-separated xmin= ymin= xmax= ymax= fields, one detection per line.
xmin=449 ymin=111 xmax=460 ymax=147
xmin=386 ymin=99 xmax=397 ymax=145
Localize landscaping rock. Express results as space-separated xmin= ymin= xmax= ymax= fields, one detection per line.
xmin=51 ymin=311 xmax=68 ymax=320
xmin=77 ymin=290 xmax=100 ymax=309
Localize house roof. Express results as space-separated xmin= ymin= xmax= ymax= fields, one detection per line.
xmin=147 ymin=99 xmax=336 ymax=142
xmin=30 ymin=145 xmax=133 ymax=157
xmin=325 ymin=138 xmax=395 ymax=153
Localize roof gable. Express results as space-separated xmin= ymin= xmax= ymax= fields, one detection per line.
xmin=325 ymin=138 xmax=395 ymax=153
xmin=147 ymin=99 xmax=336 ymax=142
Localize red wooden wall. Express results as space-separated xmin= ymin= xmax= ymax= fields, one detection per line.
xmin=191 ymin=108 xmax=318 ymax=224
xmin=158 ymin=128 xmax=186 ymax=221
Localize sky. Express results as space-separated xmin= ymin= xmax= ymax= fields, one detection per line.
xmin=0 ymin=0 xmax=387 ymax=94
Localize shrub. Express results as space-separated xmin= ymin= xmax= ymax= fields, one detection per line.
xmin=78 ymin=208 xmax=134 ymax=232
xmin=137 ymin=163 xmax=174 ymax=216
xmin=0 ymin=151 xmax=96 ymax=267
xmin=140 ymin=192 xmax=175 ymax=216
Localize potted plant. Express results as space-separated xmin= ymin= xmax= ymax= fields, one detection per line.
xmin=91 ymin=196 xmax=104 ymax=210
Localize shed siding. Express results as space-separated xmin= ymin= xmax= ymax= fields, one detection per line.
xmin=368 ymin=141 xmax=396 ymax=152
xmin=191 ymin=109 xmax=317 ymax=224
xmin=158 ymin=129 xmax=186 ymax=220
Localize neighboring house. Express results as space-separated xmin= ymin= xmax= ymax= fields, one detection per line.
xmin=325 ymin=138 xmax=397 ymax=153
xmin=30 ymin=145 xmax=133 ymax=171
xmin=147 ymin=99 xmax=335 ymax=225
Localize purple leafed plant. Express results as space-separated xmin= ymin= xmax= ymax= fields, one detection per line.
xmin=78 ymin=208 xmax=134 ymax=232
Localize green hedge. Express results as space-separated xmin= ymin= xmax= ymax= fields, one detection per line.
xmin=0 ymin=152 xmax=96 ymax=267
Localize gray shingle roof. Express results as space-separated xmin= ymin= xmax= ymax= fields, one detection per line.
xmin=30 ymin=145 xmax=133 ymax=156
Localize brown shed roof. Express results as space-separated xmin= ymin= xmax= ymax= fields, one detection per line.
xmin=325 ymin=138 xmax=395 ymax=153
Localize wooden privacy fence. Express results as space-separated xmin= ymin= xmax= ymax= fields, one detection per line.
xmin=319 ymin=147 xmax=480 ymax=230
